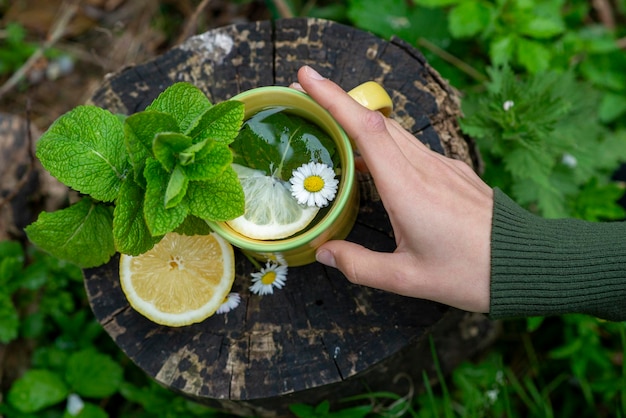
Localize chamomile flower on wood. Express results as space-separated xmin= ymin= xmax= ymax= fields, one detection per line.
xmin=217 ymin=292 xmax=241 ymax=314
xmin=290 ymin=162 xmax=339 ymax=208
xmin=250 ymin=262 xmax=288 ymax=295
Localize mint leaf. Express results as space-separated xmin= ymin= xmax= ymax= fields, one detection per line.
xmin=66 ymin=349 xmax=123 ymax=398
xmin=183 ymin=141 xmax=232 ymax=181
xmin=174 ymin=215 xmax=212 ymax=236
xmin=231 ymin=108 xmax=337 ymax=180
xmin=165 ymin=165 xmax=189 ymax=209
xmin=187 ymin=166 xmax=244 ymax=221
xmin=153 ymin=132 xmax=193 ymax=172
xmin=146 ymin=82 xmax=212 ymax=133
xmin=113 ymin=178 xmax=161 ymax=255
xmin=143 ymin=159 xmax=188 ymax=235
xmin=8 ymin=369 xmax=68 ymax=413
xmin=187 ymin=100 xmax=245 ymax=145
xmin=124 ymin=111 xmax=179 ymax=182
xmin=37 ymin=105 xmax=129 ymax=202
xmin=25 ymin=199 xmax=115 ymax=268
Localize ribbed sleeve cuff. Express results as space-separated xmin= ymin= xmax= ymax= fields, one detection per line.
xmin=489 ymin=188 xmax=626 ymax=321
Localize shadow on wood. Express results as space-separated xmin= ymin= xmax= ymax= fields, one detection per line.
xmin=84 ymin=17 xmax=495 ymax=417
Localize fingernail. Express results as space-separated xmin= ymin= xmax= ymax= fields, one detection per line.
xmin=305 ymin=65 xmax=325 ymax=80
xmin=290 ymin=82 xmax=305 ymax=92
xmin=316 ymin=249 xmax=337 ymax=268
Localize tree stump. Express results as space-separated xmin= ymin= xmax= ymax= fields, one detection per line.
xmin=0 ymin=112 xmax=67 ymax=242
xmin=84 ymin=18 xmax=494 ymax=417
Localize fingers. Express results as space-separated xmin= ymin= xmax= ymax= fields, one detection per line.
xmin=316 ymin=241 xmax=418 ymax=297
xmin=296 ymin=67 xmax=403 ymax=178
xmin=316 ymin=241 xmax=391 ymax=289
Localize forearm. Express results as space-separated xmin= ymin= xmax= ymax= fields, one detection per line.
xmin=489 ymin=188 xmax=626 ymax=321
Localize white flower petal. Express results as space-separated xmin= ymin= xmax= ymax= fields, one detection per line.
xmin=67 ymin=394 xmax=84 ymax=416
xmin=249 ymin=262 xmax=288 ymax=295
xmin=289 ymin=162 xmax=339 ymax=208
xmin=217 ymin=292 xmax=241 ymax=314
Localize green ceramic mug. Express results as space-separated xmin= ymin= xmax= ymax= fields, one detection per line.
xmin=207 ymin=82 xmax=392 ymax=267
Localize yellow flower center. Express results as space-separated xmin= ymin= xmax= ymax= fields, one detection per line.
xmin=303 ymin=175 xmax=325 ymax=193
xmin=261 ymin=271 xmax=277 ymax=285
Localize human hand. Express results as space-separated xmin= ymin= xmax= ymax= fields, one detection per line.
xmin=293 ymin=66 xmax=493 ymax=313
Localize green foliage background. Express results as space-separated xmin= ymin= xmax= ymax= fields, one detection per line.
xmin=2 ymin=0 xmax=626 ymax=417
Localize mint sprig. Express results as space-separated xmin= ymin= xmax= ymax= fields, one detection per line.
xmin=26 ymin=82 xmax=245 ymax=267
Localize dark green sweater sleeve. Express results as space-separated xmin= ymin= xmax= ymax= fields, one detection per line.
xmin=489 ymin=188 xmax=626 ymax=321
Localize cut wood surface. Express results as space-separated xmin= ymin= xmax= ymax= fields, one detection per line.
xmin=84 ymin=18 xmax=492 ymax=417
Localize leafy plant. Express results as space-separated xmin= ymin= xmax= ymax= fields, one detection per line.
xmin=25 ymin=82 xmax=246 ymax=267
xmin=417 ymin=0 xmax=567 ymax=74
xmin=461 ymin=66 xmax=626 ymax=218
xmin=290 ymin=400 xmax=372 ymax=418
xmin=0 ymin=240 xmax=226 ymax=417
xmin=339 ymin=1 xmax=626 ymax=417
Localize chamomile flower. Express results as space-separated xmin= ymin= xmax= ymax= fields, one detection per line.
xmin=290 ymin=162 xmax=339 ymax=208
xmin=216 ymin=292 xmax=241 ymax=314
xmin=249 ymin=262 xmax=288 ymax=295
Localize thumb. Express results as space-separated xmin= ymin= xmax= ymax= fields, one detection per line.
xmin=316 ymin=241 xmax=401 ymax=291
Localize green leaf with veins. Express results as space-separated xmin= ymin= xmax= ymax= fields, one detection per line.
xmin=7 ymin=369 xmax=68 ymax=413
xmin=187 ymin=166 xmax=244 ymax=222
xmin=187 ymin=100 xmax=245 ymax=144
xmin=143 ymin=158 xmax=188 ymax=236
xmin=183 ymin=141 xmax=233 ymax=181
xmin=28 ymin=82 xmax=247 ymax=265
xmin=152 ymin=132 xmax=193 ymax=171
xmin=164 ymin=165 xmax=189 ymax=209
xmin=25 ymin=198 xmax=115 ymax=268
xmin=66 ymin=349 xmax=123 ymax=398
xmin=146 ymin=82 xmax=213 ymax=133
xmin=124 ymin=111 xmax=179 ymax=182
xmin=113 ymin=177 xmax=161 ymax=255
xmin=36 ymin=106 xmax=129 ymax=202
xmin=175 ymin=214 xmax=212 ymax=236
xmin=231 ymin=108 xmax=337 ymax=180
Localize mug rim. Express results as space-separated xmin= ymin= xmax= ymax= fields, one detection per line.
xmin=207 ymin=86 xmax=355 ymax=253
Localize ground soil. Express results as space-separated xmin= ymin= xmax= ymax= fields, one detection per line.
xmin=0 ymin=0 xmax=271 ymax=128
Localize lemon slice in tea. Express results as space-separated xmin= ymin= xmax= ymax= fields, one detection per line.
xmin=226 ymin=164 xmax=319 ymax=240
xmin=119 ymin=232 xmax=235 ymax=326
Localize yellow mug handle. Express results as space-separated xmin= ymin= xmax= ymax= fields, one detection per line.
xmin=347 ymin=81 xmax=393 ymax=117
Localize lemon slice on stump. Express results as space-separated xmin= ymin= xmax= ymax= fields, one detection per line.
xmin=119 ymin=232 xmax=235 ymax=327
xmin=226 ymin=164 xmax=319 ymax=240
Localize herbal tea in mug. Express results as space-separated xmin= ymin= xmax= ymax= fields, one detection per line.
xmin=208 ymin=84 xmax=392 ymax=266
xmin=227 ymin=106 xmax=341 ymax=241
